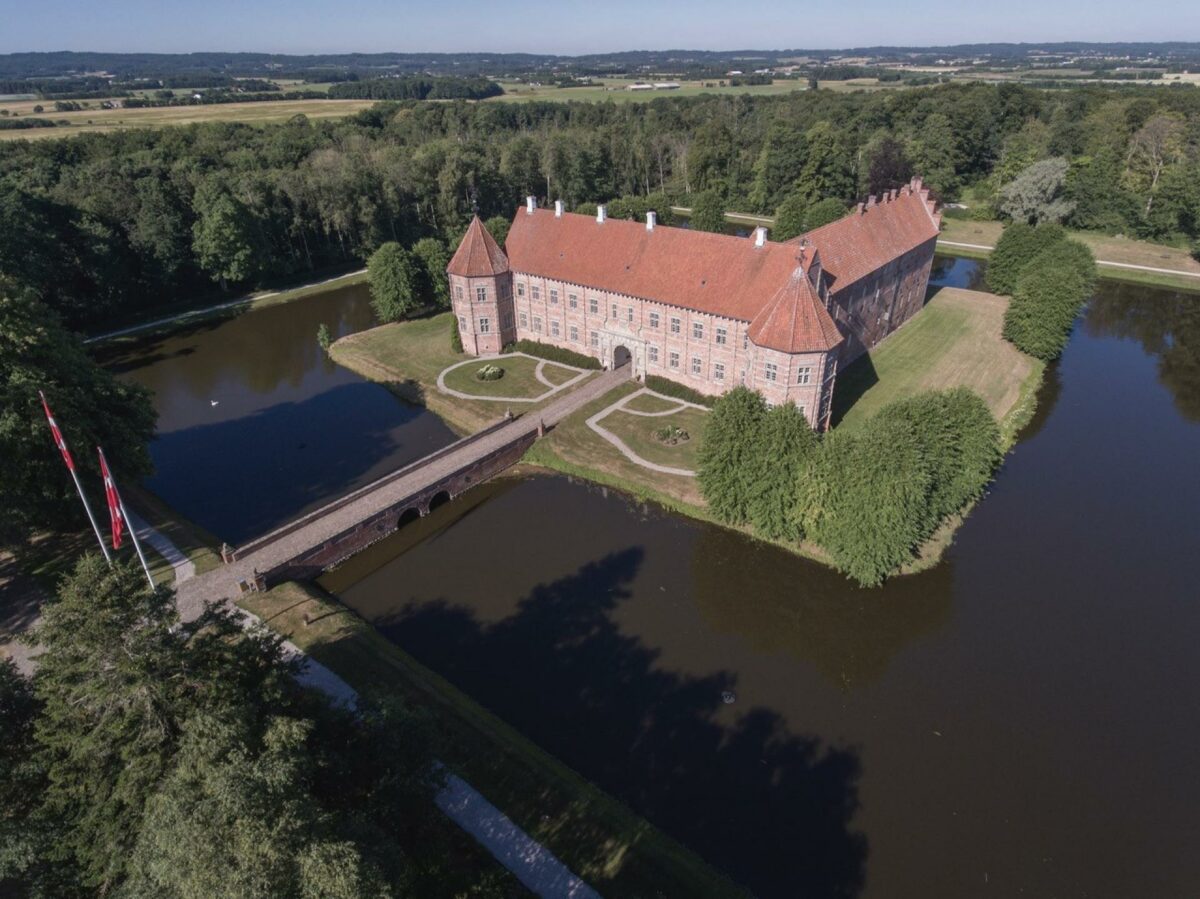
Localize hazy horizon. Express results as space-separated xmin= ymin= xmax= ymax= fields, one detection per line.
xmin=3 ymin=0 xmax=1198 ymax=57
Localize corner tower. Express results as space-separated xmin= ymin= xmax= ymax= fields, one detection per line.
xmin=447 ymin=216 xmax=513 ymax=355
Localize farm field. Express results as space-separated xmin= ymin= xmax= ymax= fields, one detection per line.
xmin=0 ymin=97 xmax=374 ymax=140
xmin=488 ymin=76 xmax=912 ymax=103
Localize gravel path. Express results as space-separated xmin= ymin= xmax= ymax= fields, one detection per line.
xmin=437 ymin=352 xmax=591 ymax=403
xmin=585 ymin=388 xmax=705 ymax=478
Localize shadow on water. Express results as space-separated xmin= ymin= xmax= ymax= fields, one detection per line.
xmin=372 ymin=546 xmax=867 ymax=899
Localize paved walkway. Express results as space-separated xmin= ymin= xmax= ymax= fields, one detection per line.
xmin=585 ymin=388 xmax=707 ymax=478
xmin=127 ymin=510 xmax=197 ymax=583
xmin=937 ymin=239 xmax=1200 ymax=280
xmin=437 ymin=353 xmax=592 ymax=403
xmin=175 ymin=365 xmax=630 ymax=621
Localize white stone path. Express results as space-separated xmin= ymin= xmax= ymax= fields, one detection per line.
xmin=937 ymin=239 xmax=1200 ymax=280
xmin=586 ymin=388 xmax=708 ymax=478
xmin=138 ymin=516 xmax=600 ymax=898
xmin=437 ymin=353 xmax=592 ymax=403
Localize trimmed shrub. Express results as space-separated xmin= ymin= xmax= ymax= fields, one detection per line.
xmin=511 ymin=339 xmax=601 ymax=370
xmin=652 ymin=424 xmax=690 ymax=445
xmin=697 ymin=387 xmax=768 ymax=525
xmin=985 ymin=222 xmax=1039 ymax=295
xmin=644 ymin=375 xmax=716 ymax=407
xmin=476 ymin=364 xmax=504 ymax=381
xmin=746 ymin=402 xmax=818 ymax=541
xmin=1003 ymin=238 xmax=1095 ymax=360
xmin=450 ymin=315 xmax=463 ymax=353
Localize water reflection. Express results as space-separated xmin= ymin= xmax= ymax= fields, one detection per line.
xmin=100 ymin=284 xmax=456 ymax=544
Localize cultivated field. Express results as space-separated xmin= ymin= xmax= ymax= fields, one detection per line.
xmin=0 ymin=97 xmax=374 ymax=140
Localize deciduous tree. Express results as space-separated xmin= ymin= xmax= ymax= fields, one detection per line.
xmin=367 ymin=242 xmax=419 ymax=323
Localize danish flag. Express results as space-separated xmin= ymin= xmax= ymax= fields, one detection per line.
xmin=98 ymin=449 xmax=124 ymax=550
xmin=39 ymin=391 xmax=75 ymax=472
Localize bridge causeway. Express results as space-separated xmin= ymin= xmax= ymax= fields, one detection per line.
xmin=175 ymin=366 xmax=629 ymax=621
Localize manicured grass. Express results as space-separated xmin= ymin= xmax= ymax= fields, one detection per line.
xmin=623 ymin=391 xmax=687 ymax=413
xmin=832 ymin=287 xmax=1039 ymax=434
xmin=939 ymin=217 xmax=1200 ymax=294
xmin=240 ymin=581 xmax=744 ymax=898
xmin=0 ymin=98 xmax=375 ymax=141
xmin=441 ymin=355 xmax=549 ymax=399
xmin=599 ymin=406 xmax=709 ymax=471
xmin=536 ymin=360 xmax=584 ymax=387
xmin=330 ymin=316 xmax=594 ymax=435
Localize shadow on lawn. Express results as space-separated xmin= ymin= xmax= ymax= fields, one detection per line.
xmin=371 ymin=547 xmax=867 ymax=899
xmin=829 ymin=352 xmax=878 ymax=427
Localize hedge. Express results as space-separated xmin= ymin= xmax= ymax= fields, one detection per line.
xmin=509 ymin=340 xmax=601 ymax=370
xmin=644 ymin=375 xmax=717 ymax=408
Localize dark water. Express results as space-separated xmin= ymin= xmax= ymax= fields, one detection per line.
xmin=99 ymin=284 xmax=456 ymax=545
xmin=327 ymin=266 xmax=1200 ymax=898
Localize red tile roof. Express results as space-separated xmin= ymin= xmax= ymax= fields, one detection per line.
xmin=798 ymin=182 xmax=940 ymax=295
xmin=748 ymin=265 xmax=844 ymax=353
xmin=447 ymin=215 xmax=510 ymax=277
xmin=505 ymin=208 xmax=841 ymax=353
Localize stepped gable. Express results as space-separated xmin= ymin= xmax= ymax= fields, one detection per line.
xmin=798 ymin=178 xmax=940 ymax=294
xmin=447 ymin=215 xmax=510 ymax=277
xmin=504 ymin=207 xmax=817 ymax=338
xmin=747 ymin=251 xmax=844 ymax=354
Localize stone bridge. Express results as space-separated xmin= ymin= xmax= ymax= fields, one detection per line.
xmin=175 ymin=366 xmax=628 ymax=622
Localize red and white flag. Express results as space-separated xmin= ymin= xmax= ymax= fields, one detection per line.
xmin=98 ymin=449 xmax=124 ymax=550
xmin=39 ymin=391 xmax=75 ymax=472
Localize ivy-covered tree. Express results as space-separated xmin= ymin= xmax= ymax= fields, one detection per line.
xmin=697 ymin=387 xmax=768 ymax=524
xmin=367 ymin=242 xmax=419 ymax=323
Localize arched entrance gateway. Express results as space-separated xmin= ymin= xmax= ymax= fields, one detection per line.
xmin=612 ymin=344 xmax=633 ymax=371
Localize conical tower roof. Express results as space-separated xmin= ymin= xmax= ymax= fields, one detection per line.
xmin=447 ymin=216 xmax=510 ymax=277
xmin=747 ymin=256 xmax=843 ymax=354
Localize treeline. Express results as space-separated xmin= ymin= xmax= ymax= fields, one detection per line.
xmin=1 ymin=80 xmax=1197 ymax=334
xmin=122 ymin=89 xmax=326 ymax=108
xmin=328 ymin=77 xmax=504 ymax=101
xmin=988 ymin=223 xmax=1099 ymax=359
xmin=0 ymin=558 xmax=504 ymax=897
xmin=698 ymin=387 xmax=1002 ymax=586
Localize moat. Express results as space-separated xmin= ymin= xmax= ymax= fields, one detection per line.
xmin=108 ymin=259 xmax=1200 ymax=897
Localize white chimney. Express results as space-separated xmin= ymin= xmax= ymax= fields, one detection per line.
xmin=525 ymin=196 xmax=536 ymax=215
xmin=646 ymin=211 xmax=657 ymax=231
xmin=754 ymin=226 xmax=767 ymax=248
xmin=596 ymin=204 xmax=607 ymax=224
xmin=554 ymin=199 xmax=564 ymax=217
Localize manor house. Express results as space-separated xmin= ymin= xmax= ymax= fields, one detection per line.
xmin=447 ymin=178 xmax=941 ymax=430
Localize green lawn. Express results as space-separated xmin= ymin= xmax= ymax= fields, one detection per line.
xmin=536 ymin=360 xmax=585 ymax=387
xmin=623 ymin=391 xmax=688 ymax=413
xmin=240 ymin=581 xmax=744 ymax=898
xmin=440 ymin=355 xmax=549 ymax=399
xmin=598 ymin=406 xmax=709 ymax=471
xmin=831 ymin=287 xmax=1043 ymax=444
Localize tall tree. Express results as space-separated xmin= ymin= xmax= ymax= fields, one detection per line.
xmin=367 ymin=242 xmax=419 ymax=323
xmin=411 ymin=237 xmax=451 ymax=308
xmin=191 ymin=183 xmax=262 ymax=288
xmin=688 ymin=190 xmax=726 ymax=233
xmin=746 ymin=402 xmax=818 ymax=541
xmin=1124 ymin=113 xmax=1186 ymax=218
xmin=698 ymin=387 xmax=768 ymax=524
xmin=998 ymin=157 xmax=1075 ymax=225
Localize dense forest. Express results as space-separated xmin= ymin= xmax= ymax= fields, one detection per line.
xmin=0 ymin=81 xmax=1198 ymax=332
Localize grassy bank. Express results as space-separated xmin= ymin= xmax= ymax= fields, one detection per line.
xmin=239 ymin=581 xmax=745 ymax=898
xmin=938 ymin=217 xmax=1200 ymax=294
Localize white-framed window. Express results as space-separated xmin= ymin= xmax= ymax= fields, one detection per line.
xmin=764 ymin=361 xmax=778 ymax=382
xmin=479 ymin=317 xmax=491 ymax=334
xmin=691 ymin=356 xmax=702 ymax=375
xmin=649 ymin=311 xmax=660 ymax=329
xmin=455 ymin=285 xmax=464 ymax=301
xmin=627 ymin=306 xmax=634 ymax=323
xmin=693 ymin=322 xmax=704 ymax=340
xmin=590 ymin=331 xmax=599 ymax=348
xmin=716 ymin=326 xmax=727 ymax=345
xmin=519 ymin=312 xmax=528 ymax=327
xmin=670 ymin=316 xmax=681 ymax=335
xmin=648 ymin=345 xmax=659 ymax=363
xmin=550 ymin=288 xmax=559 ymax=304
xmin=714 ymin=362 xmax=725 ymax=380
xmin=517 ymin=282 xmax=526 ymax=297
xmin=550 ymin=320 xmax=560 ymax=337
xmin=569 ymin=293 xmax=578 ymax=309
xmin=669 ymin=351 xmax=680 ymax=369
xmin=611 ymin=303 xmax=618 ymax=319
xmin=476 ymin=286 xmax=487 ymax=303
xmin=796 ymin=366 xmax=812 ymax=385
xmin=533 ymin=315 xmax=543 ymax=333
xmin=589 ymin=297 xmax=599 ymax=314
xmin=531 ymin=285 xmax=541 ymax=301
xmin=569 ymin=325 xmax=579 ymax=342
xmin=457 ymin=315 xmax=466 ymax=331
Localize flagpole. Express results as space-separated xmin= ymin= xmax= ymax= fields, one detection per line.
xmin=39 ymin=391 xmax=111 ymax=563
xmin=98 ymin=447 xmax=155 ymax=590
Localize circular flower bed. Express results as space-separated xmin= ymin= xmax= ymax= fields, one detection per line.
xmin=652 ymin=424 xmax=690 ymax=445
xmin=476 ymin=364 xmax=505 ymax=381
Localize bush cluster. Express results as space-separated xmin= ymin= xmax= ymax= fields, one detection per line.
xmin=991 ymin=224 xmax=1097 ymax=360
xmin=476 ymin=363 xmax=504 ymax=381
xmin=509 ymin=339 xmax=601 ymax=369
xmin=698 ymin=387 xmax=1002 ymax=586
xmin=644 ymin=375 xmax=716 ymax=407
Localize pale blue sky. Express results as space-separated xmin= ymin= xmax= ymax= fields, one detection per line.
xmin=1 ymin=0 xmax=1197 ymax=55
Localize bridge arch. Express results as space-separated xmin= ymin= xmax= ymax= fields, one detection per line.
xmin=397 ymin=507 xmax=421 ymax=529
xmin=427 ymin=490 xmax=452 ymax=514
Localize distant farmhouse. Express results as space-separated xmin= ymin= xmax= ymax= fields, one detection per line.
xmin=447 ymin=180 xmax=940 ymax=430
